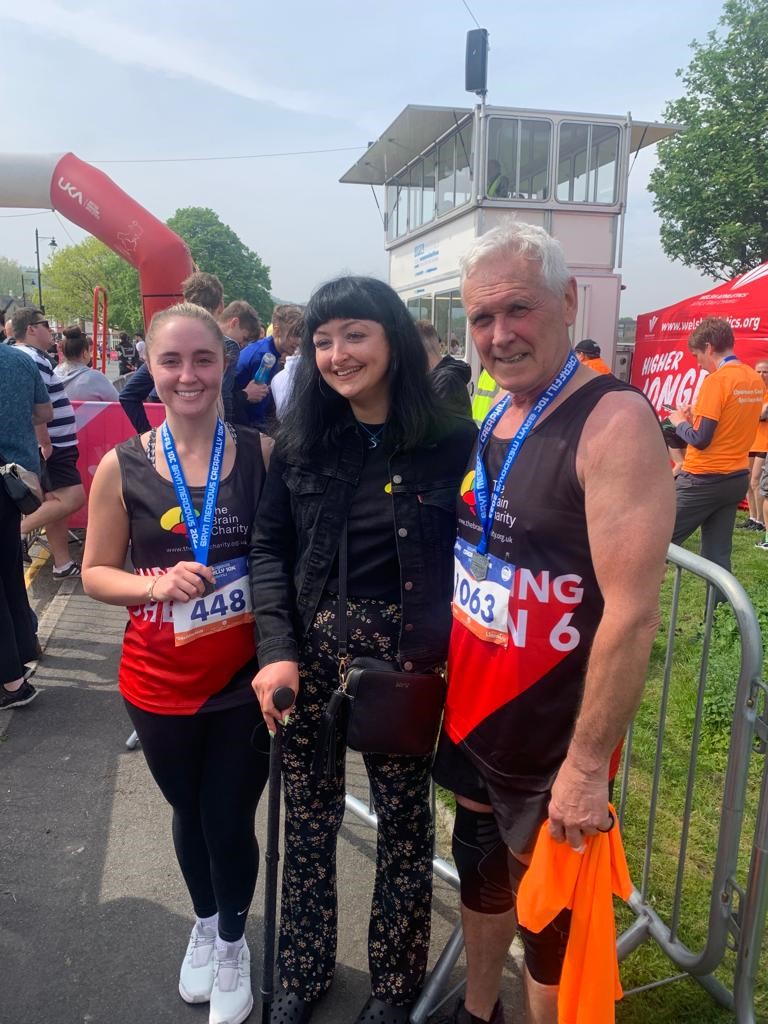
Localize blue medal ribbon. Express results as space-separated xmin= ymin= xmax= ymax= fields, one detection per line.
xmin=160 ymin=418 xmax=226 ymax=566
xmin=474 ymin=352 xmax=580 ymax=557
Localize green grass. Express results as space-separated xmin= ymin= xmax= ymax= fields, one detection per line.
xmin=614 ymin=518 xmax=768 ymax=1023
xmin=439 ymin=516 xmax=768 ymax=1022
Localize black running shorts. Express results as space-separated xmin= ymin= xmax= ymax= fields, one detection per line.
xmin=41 ymin=445 xmax=82 ymax=492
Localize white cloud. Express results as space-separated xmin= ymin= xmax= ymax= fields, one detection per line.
xmin=0 ymin=0 xmax=327 ymax=117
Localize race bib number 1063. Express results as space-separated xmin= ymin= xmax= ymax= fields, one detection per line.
xmin=452 ymin=539 xmax=513 ymax=647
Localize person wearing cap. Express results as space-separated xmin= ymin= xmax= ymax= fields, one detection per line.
xmin=574 ymin=339 xmax=611 ymax=375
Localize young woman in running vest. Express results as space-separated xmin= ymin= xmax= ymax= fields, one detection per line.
xmin=250 ymin=276 xmax=476 ymax=1024
xmin=83 ymin=303 xmax=269 ymax=1024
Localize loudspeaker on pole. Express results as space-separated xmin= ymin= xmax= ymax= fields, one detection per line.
xmin=465 ymin=28 xmax=489 ymax=95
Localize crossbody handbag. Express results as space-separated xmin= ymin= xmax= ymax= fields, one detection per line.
xmin=0 ymin=456 xmax=43 ymax=515
xmin=313 ymin=524 xmax=447 ymax=779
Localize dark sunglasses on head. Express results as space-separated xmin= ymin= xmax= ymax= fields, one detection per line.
xmin=32 ymin=319 xmax=50 ymax=329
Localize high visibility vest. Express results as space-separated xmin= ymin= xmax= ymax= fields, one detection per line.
xmin=472 ymin=369 xmax=500 ymax=424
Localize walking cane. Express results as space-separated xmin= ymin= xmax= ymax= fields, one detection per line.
xmin=260 ymin=685 xmax=295 ymax=1024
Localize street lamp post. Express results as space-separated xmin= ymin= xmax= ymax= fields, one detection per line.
xmin=20 ymin=271 xmax=40 ymax=306
xmin=34 ymin=229 xmax=57 ymax=313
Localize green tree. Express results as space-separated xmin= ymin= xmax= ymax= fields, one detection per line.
xmin=0 ymin=255 xmax=24 ymax=300
xmin=648 ymin=0 xmax=768 ymax=280
xmin=43 ymin=237 xmax=143 ymax=332
xmin=167 ymin=207 xmax=272 ymax=321
xmin=41 ymin=207 xmax=271 ymax=331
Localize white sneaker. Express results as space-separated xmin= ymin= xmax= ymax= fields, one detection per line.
xmin=209 ymin=939 xmax=253 ymax=1024
xmin=179 ymin=921 xmax=216 ymax=1003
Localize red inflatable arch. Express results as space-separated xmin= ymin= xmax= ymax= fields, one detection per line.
xmin=0 ymin=152 xmax=194 ymax=326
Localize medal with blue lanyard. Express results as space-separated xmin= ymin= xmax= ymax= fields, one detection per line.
xmin=161 ymin=418 xmax=226 ymax=569
xmin=471 ymin=351 xmax=580 ymax=580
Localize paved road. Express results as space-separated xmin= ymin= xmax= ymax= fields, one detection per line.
xmin=1 ymin=574 xmax=524 ymax=1024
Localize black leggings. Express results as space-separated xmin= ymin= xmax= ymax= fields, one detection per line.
xmin=125 ymin=697 xmax=270 ymax=941
xmin=0 ymin=486 xmax=37 ymax=686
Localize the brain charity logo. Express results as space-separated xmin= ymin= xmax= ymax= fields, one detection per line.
xmin=160 ymin=506 xmax=198 ymax=535
xmin=460 ymin=470 xmax=476 ymax=515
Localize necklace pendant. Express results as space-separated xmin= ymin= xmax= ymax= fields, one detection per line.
xmin=368 ymin=437 xmax=378 ymax=449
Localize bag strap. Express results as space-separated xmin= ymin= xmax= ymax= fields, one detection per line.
xmin=311 ymin=523 xmax=352 ymax=782
xmin=337 ymin=523 xmax=349 ymax=681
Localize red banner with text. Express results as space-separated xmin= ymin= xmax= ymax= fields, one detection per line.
xmin=631 ymin=263 xmax=768 ymax=413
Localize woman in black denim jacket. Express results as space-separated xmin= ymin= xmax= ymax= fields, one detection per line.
xmin=250 ymin=277 xmax=476 ymax=1024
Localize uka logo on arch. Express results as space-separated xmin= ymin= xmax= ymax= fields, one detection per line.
xmin=57 ymin=176 xmax=84 ymax=205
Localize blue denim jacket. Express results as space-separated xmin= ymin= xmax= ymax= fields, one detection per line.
xmin=249 ymin=415 xmax=476 ymax=672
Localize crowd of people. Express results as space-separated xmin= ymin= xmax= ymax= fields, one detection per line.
xmin=2 ymin=218 xmax=764 ymax=1024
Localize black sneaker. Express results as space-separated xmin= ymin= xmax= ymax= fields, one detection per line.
xmin=52 ymin=562 xmax=81 ymax=580
xmin=0 ymin=681 xmax=38 ymax=709
xmin=433 ymin=999 xmax=505 ymax=1024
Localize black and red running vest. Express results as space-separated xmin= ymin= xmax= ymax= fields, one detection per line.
xmin=445 ymin=376 xmax=636 ymax=786
xmin=116 ymin=427 xmax=264 ymax=714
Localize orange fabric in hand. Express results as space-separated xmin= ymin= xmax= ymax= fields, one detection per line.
xmin=516 ymin=804 xmax=633 ymax=1024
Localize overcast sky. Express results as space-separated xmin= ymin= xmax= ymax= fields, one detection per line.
xmin=0 ymin=0 xmax=727 ymax=316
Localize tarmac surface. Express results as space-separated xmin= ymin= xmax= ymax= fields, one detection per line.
xmin=2 ymin=548 xmax=524 ymax=1024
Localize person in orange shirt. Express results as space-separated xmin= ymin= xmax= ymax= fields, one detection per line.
xmin=668 ymin=318 xmax=763 ymax=576
xmin=739 ymin=360 xmax=768 ymax=531
xmin=574 ymin=338 xmax=612 ymax=375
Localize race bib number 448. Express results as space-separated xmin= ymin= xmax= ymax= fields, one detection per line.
xmin=173 ymin=556 xmax=253 ymax=647
xmin=452 ymin=539 xmax=513 ymax=647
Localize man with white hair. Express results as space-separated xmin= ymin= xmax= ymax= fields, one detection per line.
xmin=432 ymin=223 xmax=674 ymax=1023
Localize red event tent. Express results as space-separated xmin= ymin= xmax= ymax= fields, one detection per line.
xmin=630 ymin=263 xmax=768 ymax=412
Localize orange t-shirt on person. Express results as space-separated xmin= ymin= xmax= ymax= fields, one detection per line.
xmin=517 ymin=806 xmax=633 ymax=1024
xmin=682 ymin=361 xmax=764 ymax=475
xmin=585 ymin=356 xmax=612 ymax=375
xmin=750 ymin=391 xmax=768 ymax=453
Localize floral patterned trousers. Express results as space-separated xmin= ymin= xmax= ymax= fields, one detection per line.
xmin=277 ymin=594 xmax=434 ymax=1007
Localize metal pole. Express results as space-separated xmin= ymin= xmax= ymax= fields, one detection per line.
xmin=260 ymin=686 xmax=296 ymax=1024
xmin=21 ymin=274 xmax=26 ymax=306
xmin=34 ymin=228 xmax=43 ymax=312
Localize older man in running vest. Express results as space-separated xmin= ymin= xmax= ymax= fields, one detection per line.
xmin=432 ymin=223 xmax=674 ymax=1024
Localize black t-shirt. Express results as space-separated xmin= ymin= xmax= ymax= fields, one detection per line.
xmin=326 ymin=426 xmax=400 ymax=601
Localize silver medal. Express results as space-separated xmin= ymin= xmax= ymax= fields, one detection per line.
xmin=471 ymin=551 xmax=489 ymax=581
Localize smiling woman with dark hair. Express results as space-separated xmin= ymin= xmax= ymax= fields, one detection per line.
xmin=277 ymin=276 xmax=439 ymax=458
xmin=250 ymin=276 xmax=476 ymax=1024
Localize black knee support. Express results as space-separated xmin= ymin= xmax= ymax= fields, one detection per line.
xmin=508 ymin=846 xmax=571 ymax=985
xmin=452 ymin=806 xmax=571 ymax=983
xmin=451 ymin=804 xmax=516 ymax=914
xmin=517 ymin=909 xmax=572 ymax=986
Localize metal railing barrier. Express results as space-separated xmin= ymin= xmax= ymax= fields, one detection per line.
xmin=344 ymin=543 xmax=768 ymax=1023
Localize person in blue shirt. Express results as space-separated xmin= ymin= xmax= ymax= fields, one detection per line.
xmin=235 ymin=305 xmax=302 ymax=430
xmin=218 ymin=300 xmax=264 ymax=424
xmin=0 ymin=342 xmax=52 ymax=709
